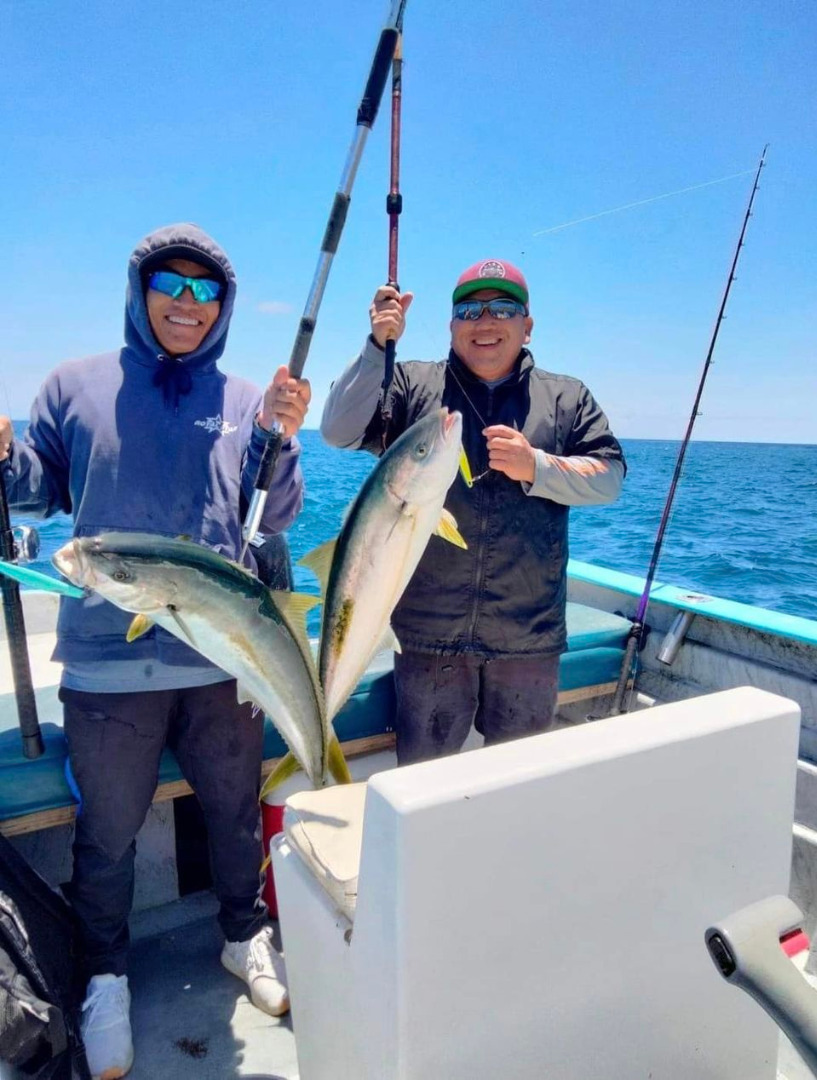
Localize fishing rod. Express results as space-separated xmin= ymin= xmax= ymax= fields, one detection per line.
xmin=609 ymin=144 xmax=768 ymax=716
xmin=0 ymin=469 xmax=43 ymax=758
xmin=379 ymin=29 xmax=403 ymax=441
xmin=241 ymin=0 xmax=408 ymax=559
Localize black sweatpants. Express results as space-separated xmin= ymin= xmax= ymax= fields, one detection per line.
xmin=61 ymin=681 xmax=267 ymax=979
xmin=393 ymin=650 xmax=561 ymax=766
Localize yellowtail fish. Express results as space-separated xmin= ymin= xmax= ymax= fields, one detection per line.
xmin=301 ymin=407 xmax=466 ymax=723
xmin=52 ymin=532 xmax=342 ymax=787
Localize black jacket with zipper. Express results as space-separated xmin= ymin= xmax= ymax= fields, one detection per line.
xmin=359 ymin=348 xmax=624 ymax=657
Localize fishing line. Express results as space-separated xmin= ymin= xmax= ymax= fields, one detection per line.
xmin=532 ymin=168 xmax=757 ymax=237
xmin=241 ymin=0 xmax=408 ymax=557
xmin=609 ymin=145 xmax=768 ymax=716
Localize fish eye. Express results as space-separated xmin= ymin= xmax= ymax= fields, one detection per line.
xmin=415 ymin=442 xmax=428 ymax=458
xmin=112 ymin=570 xmax=132 ymax=583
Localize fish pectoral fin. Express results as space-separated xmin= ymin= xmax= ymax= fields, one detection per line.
xmin=435 ymin=508 xmax=468 ymax=549
xmin=379 ymin=624 xmax=402 ymax=654
xmin=458 ymin=447 xmax=474 ymax=488
xmin=235 ymin=682 xmax=260 ymax=708
xmin=126 ymin=614 xmax=154 ymax=642
xmin=259 ymin=751 xmax=304 ymax=801
xmin=297 ymin=539 xmax=337 ymax=597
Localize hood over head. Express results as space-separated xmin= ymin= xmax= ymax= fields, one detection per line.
xmin=125 ymin=223 xmax=237 ymax=374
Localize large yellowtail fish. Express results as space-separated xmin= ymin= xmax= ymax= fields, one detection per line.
xmin=302 ymin=407 xmax=466 ymax=723
xmin=52 ymin=532 xmax=340 ymax=787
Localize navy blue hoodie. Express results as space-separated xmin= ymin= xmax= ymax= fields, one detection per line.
xmin=6 ymin=223 xmax=304 ymax=676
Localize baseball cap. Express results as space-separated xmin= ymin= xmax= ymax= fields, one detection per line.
xmin=452 ymin=259 xmax=529 ymax=307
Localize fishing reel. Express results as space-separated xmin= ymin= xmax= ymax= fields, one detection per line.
xmin=11 ymin=525 xmax=40 ymax=565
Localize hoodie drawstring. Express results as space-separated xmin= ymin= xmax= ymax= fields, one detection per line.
xmin=153 ymin=356 xmax=192 ymax=411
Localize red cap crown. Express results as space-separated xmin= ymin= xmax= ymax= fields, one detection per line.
xmin=452 ymin=259 xmax=529 ymax=307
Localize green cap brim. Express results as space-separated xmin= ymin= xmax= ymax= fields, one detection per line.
xmin=452 ymin=278 xmax=528 ymax=307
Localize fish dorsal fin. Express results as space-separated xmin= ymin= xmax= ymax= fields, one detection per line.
xmin=272 ymin=590 xmax=321 ymax=661
xmin=435 ymin=508 xmax=468 ymax=549
xmin=259 ymin=751 xmax=303 ymax=801
xmin=298 ymin=539 xmax=337 ymax=597
xmin=328 ymin=735 xmax=352 ymax=785
xmin=274 ymin=590 xmax=321 ymax=624
xmin=458 ymin=447 xmax=474 ymax=488
xmin=126 ymin=614 xmax=153 ymax=642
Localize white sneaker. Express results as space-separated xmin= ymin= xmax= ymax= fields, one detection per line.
xmin=220 ymin=925 xmax=290 ymax=1016
xmin=80 ymin=974 xmax=134 ymax=1080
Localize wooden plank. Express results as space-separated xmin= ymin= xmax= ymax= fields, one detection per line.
xmin=557 ymin=681 xmax=622 ymax=705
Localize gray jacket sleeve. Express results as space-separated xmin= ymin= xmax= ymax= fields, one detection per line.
xmin=320 ymin=337 xmax=385 ymax=449
xmin=525 ymin=454 xmax=624 ymax=505
xmin=524 ymin=381 xmax=625 ymax=506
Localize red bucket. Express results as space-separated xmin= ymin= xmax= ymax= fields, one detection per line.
xmin=261 ymin=800 xmax=286 ymax=918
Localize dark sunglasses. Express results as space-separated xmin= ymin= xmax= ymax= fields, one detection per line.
xmin=452 ymin=298 xmax=527 ymax=321
xmin=147 ymin=270 xmax=223 ymax=304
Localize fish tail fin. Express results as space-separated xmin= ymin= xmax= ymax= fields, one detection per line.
xmin=259 ymin=751 xmax=303 ymax=802
xmin=328 ymin=735 xmax=352 ymax=785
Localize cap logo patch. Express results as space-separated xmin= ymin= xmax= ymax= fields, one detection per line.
xmin=479 ymin=260 xmax=505 ymax=279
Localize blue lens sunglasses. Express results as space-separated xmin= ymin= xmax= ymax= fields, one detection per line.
xmin=148 ymin=270 xmax=223 ymax=304
xmin=452 ymin=298 xmax=527 ymax=321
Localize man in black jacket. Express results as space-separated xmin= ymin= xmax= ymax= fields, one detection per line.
xmin=321 ymin=259 xmax=624 ymax=764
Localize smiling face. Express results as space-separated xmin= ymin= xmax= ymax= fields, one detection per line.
xmin=146 ymin=257 xmax=221 ymax=356
xmin=449 ymin=288 xmax=534 ymax=381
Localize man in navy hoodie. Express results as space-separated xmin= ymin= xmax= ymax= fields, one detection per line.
xmin=0 ymin=224 xmax=309 ymax=1079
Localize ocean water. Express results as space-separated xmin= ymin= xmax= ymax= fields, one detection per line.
xmin=8 ymin=424 xmax=817 ymax=626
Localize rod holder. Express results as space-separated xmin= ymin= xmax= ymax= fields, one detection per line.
xmin=657 ymin=609 xmax=695 ymax=666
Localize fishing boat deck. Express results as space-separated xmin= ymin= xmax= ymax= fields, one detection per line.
xmin=123 ymin=907 xmax=816 ymax=1080
xmin=4 ymin=579 xmax=817 ymax=1078
xmin=127 ymin=897 xmax=299 ymax=1079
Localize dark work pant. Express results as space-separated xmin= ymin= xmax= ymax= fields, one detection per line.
xmin=393 ymin=650 xmax=561 ymax=766
xmin=61 ymin=681 xmax=267 ymax=979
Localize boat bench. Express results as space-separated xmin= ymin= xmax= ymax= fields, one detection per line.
xmin=0 ymin=600 xmax=631 ymax=837
xmin=271 ymin=687 xmax=801 ymax=1080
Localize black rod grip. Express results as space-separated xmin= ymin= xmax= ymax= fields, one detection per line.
xmin=254 ymin=429 xmax=285 ymax=495
xmin=289 ymin=317 xmax=316 ymax=380
xmin=383 ymin=338 xmax=396 ymax=397
xmin=357 ymin=28 xmax=399 ymax=127
xmin=0 ymin=472 xmax=43 ymax=758
xmin=321 ymin=193 xmax=351 ymax=256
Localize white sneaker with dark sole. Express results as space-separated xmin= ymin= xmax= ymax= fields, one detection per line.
xmin=221 ymin=925 xmax=290 ymax=1016
xmin=80 ymin=973 xmax=134 ymax=1080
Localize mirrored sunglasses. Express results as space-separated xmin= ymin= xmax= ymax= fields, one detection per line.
xmin=452 ymin=298 xmax=527 ymax=321
xmin=148 ymin=270 xmax=223 ymax=304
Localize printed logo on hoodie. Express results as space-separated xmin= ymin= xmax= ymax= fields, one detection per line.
xmin=194 ymin=414 xmax=238 ymax=436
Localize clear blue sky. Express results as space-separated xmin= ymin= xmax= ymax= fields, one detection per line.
xmin=2 ymin=0 xmax=814 ymax=442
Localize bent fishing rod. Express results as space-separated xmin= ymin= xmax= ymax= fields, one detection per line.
xmin=609 ymin=144 xmax=768 ymax=716
xmin=379 ymin=29 xmax=403 ymax=441
xmin=0 ymin=469 xmax=43 ymax=758
xmin=241 ymin=0 xmax=408 ymax=558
